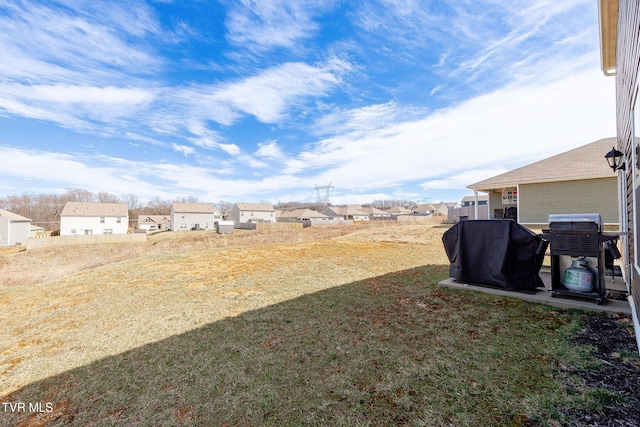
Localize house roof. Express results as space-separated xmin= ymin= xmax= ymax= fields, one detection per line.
xmin=324 ymin=206 xmax=369 ymax=216
xmin=280 ymin=208 xmax=328 ymax=219
xmin=61 ymin=202 xmax=128 ymax=217
xmin=468 ymin=137 xmax=617 ymax=192
xmin=385 ymin=206 xmax=413 ymax=214
xmin=0 ymin=208 xmax=32 ymax=222
xmin=359 ymin=207 xmax=390 ymax=215
xmin=413 ymin=204 xmax=436 ymax=211
xmin=138 ymin=215 xmax=171 ymax=224
xmin=172 ymin=203 xmax=214 ymax=213
xmin=234 ymin=203 xmax=275 ymax=212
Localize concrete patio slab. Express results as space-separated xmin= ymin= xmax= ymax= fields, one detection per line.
xmin=438 ymin=271 xmax=631 ymax=315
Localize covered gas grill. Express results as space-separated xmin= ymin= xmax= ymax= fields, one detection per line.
xmin=543 ymin=213 xmax=620 ymax=304
xmin=442 ymin=219 xmax=548 ymax=290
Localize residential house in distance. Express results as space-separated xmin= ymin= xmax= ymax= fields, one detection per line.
xmin=171 ymin=203 xmax=218 ymax=231
xmin=412 ymin=203 xmax=452 ymax=217
xmin=0 ymin=208 xmax=32 ymax=246
xmin=278 ymin=208 xmax=329 ymax=222
xmin=461 ymin=195 xmax=488 ymax=207
xmin=360 ymin=206 xmax=392 ymax=219
xmin=322 ymin=206 xmax=370 ymax=221
xmin=385 ymin=206 xmax=413 ymax=217
xmin=448 ymin=196 xmax=490 ymax=222
xmin=137 ymin=215 xmax=172 ymax=232
xmin=230 ymin=203 xmax=276 ymax=224
xmin=60 ymin=202 xmax=129 ymax=236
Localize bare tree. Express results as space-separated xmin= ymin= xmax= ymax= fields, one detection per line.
xmin=173 ymin=195 xmax=199 ymax=204
xmin=120 ymin=193 xmax=140 ymax=212
xmin=215 ymin=200 xmax=234 ymax=216
xmin=64 ymin=188 xmax=96 ymax=202
xmin=145 ymin=197 xmax=172 ymax=214
xmin=96 ymin=192 xmax=120 ymax=203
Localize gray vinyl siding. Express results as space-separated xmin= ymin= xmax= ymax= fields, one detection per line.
xmin=487 ymin=192 xmax=504 ymax=217
xmin=519 ymin=179 xmax=619 ymax=225
xmin=616 ymin=0 xmax=640 ymax=338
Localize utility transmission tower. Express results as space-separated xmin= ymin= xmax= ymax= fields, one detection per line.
xmin=314 ymin=183 xmax=334 ymax=207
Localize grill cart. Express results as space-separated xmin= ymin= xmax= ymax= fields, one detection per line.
xmin=543 ymin=214 xmax=620 ymax=304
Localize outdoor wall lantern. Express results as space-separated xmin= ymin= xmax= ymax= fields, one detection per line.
xmin=605 ymin=146 xmax=626 ymax=172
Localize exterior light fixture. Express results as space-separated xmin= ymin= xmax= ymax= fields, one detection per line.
xmin=605 ymin=146 xmax=625 ymax=171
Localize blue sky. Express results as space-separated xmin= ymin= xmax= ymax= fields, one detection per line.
xmin=0 ymin=0 xmax=616 ymax=205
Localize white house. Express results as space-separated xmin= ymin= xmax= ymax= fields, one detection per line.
xmin=230 ymin=203 xmax=276 ymax=224
xmin=171 ymin=203 xmax=218 ymax=231
xmin=0 ymin=208 xmax=32 ymax=246
xmin=60 ymin=202 xmax=129 ymax=236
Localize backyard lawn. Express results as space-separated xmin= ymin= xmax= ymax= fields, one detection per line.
xmin=1 ymin=222 xmax=638 ymax=426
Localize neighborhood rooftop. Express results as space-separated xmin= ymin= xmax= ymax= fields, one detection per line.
xmin=172 ymin=203 xmax=215 ymax=213
xmin=61 ymin=202 xmax=128 ymax=217
xmin=234 ymin=203 xmax=275 ymax=211
xmin=0 ymin=208 xmax=32 ymax=222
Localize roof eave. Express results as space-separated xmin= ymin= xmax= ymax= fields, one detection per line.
xmin=598 ymin=0 xmax=618 ymax=76
xmin=468 ymin=175 xmax=616 ymax=192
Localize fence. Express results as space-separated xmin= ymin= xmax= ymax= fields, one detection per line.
xmin=26 ymin=233 xmax=147 ymax=250
xmin=236 ymin=222 xmax=304 ymax=231
xmin=447 ymin=205 xmax=489 ymax=223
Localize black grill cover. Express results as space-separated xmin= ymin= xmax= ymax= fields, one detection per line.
xmin=442 ymin=220 xmax=548 ymax=290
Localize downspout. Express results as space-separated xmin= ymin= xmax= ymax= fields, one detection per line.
xmin=516 ymin=184 xmax=520 ymax=223
xmin=474 ymin=188 xmax=479 ymax=220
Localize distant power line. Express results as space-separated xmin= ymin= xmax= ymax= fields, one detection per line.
xmin=313 ymin=183 xmax=334 ymax=207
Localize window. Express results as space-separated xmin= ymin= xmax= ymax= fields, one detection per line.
xmin=84 ymin=229 xmax=93 ymax=235
xmin=100 ymin=217 xmax=105 ymax=223
xmin=71 ymin=229 xmax=76 ymax=235
xmin=117 ymin=217 xmax=121 ymax=223
xmin=103 ymin=229 xmax=113 ymax=234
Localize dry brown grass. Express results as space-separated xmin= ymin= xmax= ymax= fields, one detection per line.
xmin=0 ymin=220 xmax=449 ymax=397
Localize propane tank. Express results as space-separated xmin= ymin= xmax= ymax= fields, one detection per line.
xmin=563 ymin=258 xmax=595 ymax=293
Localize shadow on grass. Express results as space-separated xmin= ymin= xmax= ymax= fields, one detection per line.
xmin=1 ymin=264 xmax=582 ymax=426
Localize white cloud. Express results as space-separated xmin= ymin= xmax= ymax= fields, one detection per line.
xmin=211 ymin=60 xmax=350 ymax=123
xmin=420 ymin=167 xmax=509 ymax=191
xmin=172 ymin=143 xmax=195 ymax=156
xmin=225 ymin=0 xmax=333 ymax=51
xmin=286 ymin=66 xmax=615 ymax=192
xmin=254 ymin=140 xmax=285 ymax=160
xmin=0 ymin=1 xmax=162 ymax=82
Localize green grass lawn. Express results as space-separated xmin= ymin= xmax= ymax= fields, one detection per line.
xmin=1 ymin=263 xmax=622 ymax=426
